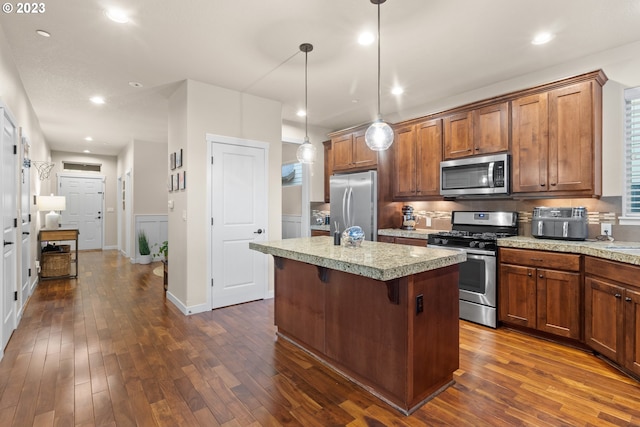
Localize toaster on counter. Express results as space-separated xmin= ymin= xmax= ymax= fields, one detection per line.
xmin=531 ymin=207 xmax=588 ymax=241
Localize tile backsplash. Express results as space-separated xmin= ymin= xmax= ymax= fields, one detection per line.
xmin=394 ymin=196 xmax=639 ymax=241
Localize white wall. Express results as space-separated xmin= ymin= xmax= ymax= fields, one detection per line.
xmin=167 ymin=79 xmax=282 ymax=312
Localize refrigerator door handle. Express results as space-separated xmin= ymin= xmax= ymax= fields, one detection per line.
xmin=342 ymin=188 xmax=349 ymax=228
xmin=347 ymin=187 xmax=354 ymax=227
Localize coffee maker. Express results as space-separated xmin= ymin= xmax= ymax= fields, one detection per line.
xmin=401 ymin=205 xmax=417 ymax=230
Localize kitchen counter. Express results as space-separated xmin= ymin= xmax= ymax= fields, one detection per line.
xmin=310 ymin=224 xmax=330 ymax=232
xmin=250 ymin=236 xmax=465 ymax=281
xmin=497 ymin=236 xmax=640 ymax=266
xmin=249 ymin=236 xmax=464 ymax=414
xmin=378 ymin=228 xmax=449 ymax=240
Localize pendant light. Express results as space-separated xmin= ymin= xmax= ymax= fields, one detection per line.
xmin=365 ymin=0 xmax=394 ymax=151
xmin=296 ymin=43 xmax=317 ymax=164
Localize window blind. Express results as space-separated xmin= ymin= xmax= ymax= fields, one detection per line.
xmin=624 ymin=86 xmax=640 ymax=217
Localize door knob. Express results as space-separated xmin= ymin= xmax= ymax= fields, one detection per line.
xmin=4 ymin=241 xmax=14 ymax=246
xmin=22 ymin=231 xmax=30 ymax=235
xmin=253 ymin=229 xmax=263 ymax=234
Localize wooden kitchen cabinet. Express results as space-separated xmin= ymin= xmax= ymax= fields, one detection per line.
xmin=323 ymin=140 xmax=332 ymax=202
xmin=331 ymin=127 xmax=377 ymax=173
xmin=499 ymin=248 xmax=582 ymax=340
xmin=585 ymin=257 xmax=640 ymax=376
xmin=512 ymin=72 xmax=605 ymax=197
xmin=392 ymin=119 xmax=442 ymax=199
xmin=443 ymin=102 xmax=508 ymax=160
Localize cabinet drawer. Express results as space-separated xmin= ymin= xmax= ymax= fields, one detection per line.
xmin=394 ymin=237 xmax=427 ymax=247
xmin=40 ymin=229 xmax=78 ymax=241
xmin=585 ymin=256 xmax=639 ymax=287
xmin=500 ymin=248 xmax=580 ymax=271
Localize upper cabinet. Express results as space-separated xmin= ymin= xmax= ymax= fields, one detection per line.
xmin=323 ymin=140 xmax=332 ymax=203
xmin=512 ymin=73 xmax=605 ymax=197
xmin=331 ymin=127 xmax=377 ymax=173
xmin=443 ymin=102 xmax=509 ymax=160
xmin=392 ymin=119 xmax=442 ymax=199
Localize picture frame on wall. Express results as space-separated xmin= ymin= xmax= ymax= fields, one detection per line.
xmin=170 ymin=152 xmax=176 ymax=170
xmin=172 ymin=173 xmax=179 ymax=191
xmin=176 ymin=148 xmax=183 ymax=168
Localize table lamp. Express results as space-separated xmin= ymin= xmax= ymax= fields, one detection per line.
xmin=38 ymin=194 xmax=66 ymax=229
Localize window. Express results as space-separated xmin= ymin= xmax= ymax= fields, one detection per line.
xmin=63 ymin=161 xmax=101 ymax=172
xmin=622 ymin=86 xmax=640 ymax=224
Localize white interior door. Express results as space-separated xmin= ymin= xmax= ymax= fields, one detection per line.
xmin=20 ymin=132 xmax=31 ymax=315
xmin=59 ymin=175 xmax=104 ymax=250
xmin=1 ymin=107 xmax=17 ymax=352
xmin=211 ymin=140 xmax=268 ymax=309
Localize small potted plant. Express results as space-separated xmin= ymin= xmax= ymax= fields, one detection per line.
xmin=138 ymin=230 xmax=152 ymax=264
xmin=155 ymin=240 xmax=168 ymax=261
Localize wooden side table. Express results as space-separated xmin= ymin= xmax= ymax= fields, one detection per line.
xmin=39 ymin=229 xmax=79 ymax=279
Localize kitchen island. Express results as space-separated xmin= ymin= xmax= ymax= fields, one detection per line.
xmin=249 ymin=236 xmax=466 ymax=414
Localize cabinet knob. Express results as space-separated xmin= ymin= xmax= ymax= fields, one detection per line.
xmin=625 ymin=297 xmax=632 ymax=302
xmin=527 ymin=273 xmax=532 ymax=277
xmin=539 ymin=274 xmax=544 ymax=278
xmin=615 ymin=293 xmax=622 ymax=299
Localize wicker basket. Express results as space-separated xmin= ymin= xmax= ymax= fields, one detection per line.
xmin=41 ymin=245 xmax=71 ymax=277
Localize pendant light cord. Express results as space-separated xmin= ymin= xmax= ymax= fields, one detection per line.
xmin=305 ymin=48 xmax=309 ymax=140
xmin=376 ymin=1 xmax=381 ymax=119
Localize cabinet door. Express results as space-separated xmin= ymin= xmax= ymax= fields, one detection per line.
xmin=443 ymin=111 xmax=473 ymax=159
xmin=499 ymin=264 xmax=537 ymax=328
xmin=473 ymin=102 xmax=508 ymax=155
xmin=393 ymin=124 xmax=417 ymax=197
xmin=536 ymin=269 xmax=581 ymax=339
xmin=332 ymin=133 xmax=353 ymax=171
xmin=548 ymin=81 xmax=594 ymax=192
xmin=323 ymin=140 xmax=332 ymax=202
xmin=585 ymin=276 xmax=624 ymax=363
xmin=394 ymin=237 xmax=426 ymax=247
xmin=511 ymin=93 xmax=549 ymax=193
xmin=624 ymin=287 xmax=640 ymax=376
xmin=352 ymin=129 xmax=377 ymax=169
xmin=415 ymin=119 xmax=442 ymax=196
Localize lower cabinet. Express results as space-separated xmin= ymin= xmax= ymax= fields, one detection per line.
xmin=585 ymin=256 xmax=640 ymax=377
xmin=311 ymin=229 xmax=330 ymax=237
xmin=499 ymin=248 xmax=582 ymax=340
xmin=377 ymin=235 xmax=427 ymax=247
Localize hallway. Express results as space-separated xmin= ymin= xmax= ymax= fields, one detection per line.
xmin=0 ymin=250 xmax=639 ymax=426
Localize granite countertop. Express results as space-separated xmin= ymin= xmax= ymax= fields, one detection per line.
xmin=310 ymin=224 xmax=330 ymax=231
xmin=498 ymin=236 xmax=640 ymax=266
xmin=250 ymin=236 xmax=466 ymax=281
xmin=378 ymin=228 xmax=449 ymax=240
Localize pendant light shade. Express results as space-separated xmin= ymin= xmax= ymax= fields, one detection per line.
xmin=365 ymin=0 xmax=394 ymax=151
xmin=296 ymin=43 xmax=317 ymax=164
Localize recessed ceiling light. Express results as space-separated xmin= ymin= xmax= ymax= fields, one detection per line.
xmin=531 ymin=32 xmax=555 ymax=45
xmin=296 ymin=109 xmax=306 ymax=117
xmin=391 ymin=87 xmax=404 ymax=95
xmin=352 ymin=99 xmax=359 ymax=104
xmin=36 ymin=29 xmax=50 ymax=37
xmin=358 ymin=32 xmax=375 ymax=46
xmin=85 ymin=136 xmax=93 ymax=141
xmin=90 ymin=96 xmax=105 ymax=105
xmin=83 ymin=150 xmax=91 ymax=153
xmin=106 ymin=8 xmax=129 ymax=24
xmin=129 ymin=81 xmax=143 ymax=88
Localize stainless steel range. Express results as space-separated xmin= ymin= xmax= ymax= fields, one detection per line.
xmin=427 ymin=211 xmax=518 ymax=328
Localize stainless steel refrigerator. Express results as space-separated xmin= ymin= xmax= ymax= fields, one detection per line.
xmin=330 ymin=170 xmax=378 ymax=241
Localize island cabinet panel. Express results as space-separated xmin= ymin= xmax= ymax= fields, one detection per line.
xmin=271 ymin=256 xmax=460 ymax=414
xmin=499 ymin=248 xmax=581 ymax=340
xmin=585 ymin=256 xmax=640 ymax=376
xmin=274 ymin=257 xmax=326 ymax=353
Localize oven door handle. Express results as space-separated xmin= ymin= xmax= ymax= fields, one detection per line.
xmin=427 ymin=244 xmax=496 ymax=257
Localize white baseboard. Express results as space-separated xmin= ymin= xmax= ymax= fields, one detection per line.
xmin=165 ymin=292 xmax=209 ymax=316
xmin=103 ymin=245 xmax=118 ymax=250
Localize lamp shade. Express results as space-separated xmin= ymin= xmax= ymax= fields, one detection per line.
xmin=37 ymin=195 xmax=66 ymax=211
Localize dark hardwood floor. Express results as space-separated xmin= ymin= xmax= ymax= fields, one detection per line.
xmin=1 ymin=250 xmax=639 ymax=426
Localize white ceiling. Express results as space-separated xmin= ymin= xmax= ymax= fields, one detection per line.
xmin=1 ymin=0 xmax=640 ymax=156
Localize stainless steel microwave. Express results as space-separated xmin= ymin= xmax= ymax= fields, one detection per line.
xmin=440 ymin=153 xmax=509 ymax=197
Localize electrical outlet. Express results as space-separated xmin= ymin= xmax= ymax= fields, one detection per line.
xmin=601 ymin=223 xmax=612 ymax=237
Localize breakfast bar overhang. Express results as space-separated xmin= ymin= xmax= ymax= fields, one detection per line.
xmin=250 ymin=236 xmax=466 ymax=414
